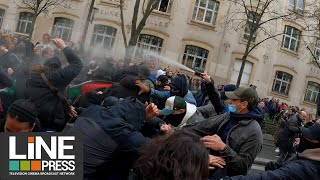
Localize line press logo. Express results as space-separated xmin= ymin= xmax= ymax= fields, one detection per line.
xmin=0 ymin=133 xmax=83 ymax=180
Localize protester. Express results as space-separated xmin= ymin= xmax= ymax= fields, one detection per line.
xmin=0 ymin=99 xmax=40 ymax=132
xmin=160 ymin=96 xmax=204 ymax=129
xmin=26 ymin=38 xmax=83 ymax=132
xmin=134 ymin=130 xmax=210 ymax=180
xmin=183 ymin=87 xmax=263 ymax=178
xmin=136 ymin=74 xmax=197 ymax=105
xmin=276 ymin=111 xmax=307 ymax=163
xmin=67 ymin=97 xmax=159 ymax=179
xmin=35 ymin=33 xmax=54 ymax=51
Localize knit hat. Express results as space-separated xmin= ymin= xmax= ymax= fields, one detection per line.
xmin=7 ymin=99 xmax=38 ymax=123
xmin=301 ymin=123 xmax=320 ymax=139
xmin=161 ymin=96 xmax=186 ymax=116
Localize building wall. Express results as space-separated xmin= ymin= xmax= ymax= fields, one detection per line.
xmin=0 ymin=0 xmax=318 ymax=114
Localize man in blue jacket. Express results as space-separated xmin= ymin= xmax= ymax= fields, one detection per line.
xmin=136 ymin=74 xmax=197 ymax=105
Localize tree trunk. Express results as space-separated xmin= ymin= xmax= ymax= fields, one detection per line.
xmin=123 ymin=34 xmax=141 ymax=66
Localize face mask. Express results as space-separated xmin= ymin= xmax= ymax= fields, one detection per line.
xmin=297 ymin=136 xmax=320 ymax=153
xmin=165 ymin=112 xmax=186 ymax=127
xmin=225 ymin=103 xmax=243 ymax=113
xmin=225 ymin=105 xmax=236 ymax=113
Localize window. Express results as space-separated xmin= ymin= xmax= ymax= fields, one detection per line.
xmin=244 ymin=12 xmax=260 ymax=42
xmin=91 ymin=24 xmax=117 ymax=49
xmin=231 ymin=59 xmax=253 ymax=86
xmin=51 ymin=18 xmax=74 ymax=41
xmin=0 ymin=9 xmax=4 ymax=29
xmin=182 ymin=45 xmax=208 ymax=72
xmin=282 ymin=26 xmax=301 ymax=52
xmin=16 ymin=12 xmax=35 ymax=34
xmin=289 ymin=0 xmax=304 ymax=14
xmin=192 ymin=0 xmax=219 ymax=25
xmin=272 ymin=71 xmax=293 ymax=95
xmin=135 ymin=34 xmax=163 ymax=58
xmin=304 ymin=82 xmax=319 ymax=103
xmin=315 ymin=39 xmax=320 ymax=61
xmin=156 ymin=0 xmax=171 ymax=13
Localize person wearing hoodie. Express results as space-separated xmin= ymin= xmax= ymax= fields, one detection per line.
xmin=26 ymin=38 xmax=83 ymax=132
xmin=182 ymin=87 xmax=263 ymax=179
xmin=222 ymin=120 xmax=320 ymax=180
xmin=160 ymin=96 xmax=205 ymax=131
xmin=136 ymin=74 xmax=197 ymax=105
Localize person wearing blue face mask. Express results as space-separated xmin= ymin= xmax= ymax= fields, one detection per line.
xmin=183 ymin=86 xmax=263 ymax=179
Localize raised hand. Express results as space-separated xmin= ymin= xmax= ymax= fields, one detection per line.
xmin=52 ymin=38 xmax=67 ymax=50
xmin=135 ymin=80 xmax=151 ymax=95
xmin=145 ymin=102 xmax=159 ymax=121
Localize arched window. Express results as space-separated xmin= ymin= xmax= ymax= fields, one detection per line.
xmin=272 ymin=71 xmax=293 ymax=95
xmin=0 ymin=9 xmax=5 ymax=29
xmin=304 ymin=81 xmax=319 ymax=103
xmin=135 ymin=34 xmax=163 ymax=58
xmin=91 ymin=24 xmax=117 ymax=49
xmin=182 ymin=45 xmax=209 ymax=72
xmin=51 ymin=17 xmax=74 ymax=41
xmin=16 ymin=12 xmax=35 ymax=34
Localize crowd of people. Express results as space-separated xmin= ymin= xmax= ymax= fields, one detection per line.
xmin=0 ymin=32 xmax=319 ymax=180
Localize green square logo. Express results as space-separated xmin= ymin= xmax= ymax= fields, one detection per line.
xmin=9 ymin=161 xmax=19 ymax=171
xmin=20 ymin=161 xmax=30 ymax=171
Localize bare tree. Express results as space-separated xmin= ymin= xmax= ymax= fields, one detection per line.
xmin=120 ymin=0 xmax=161 ymax=66
xmin=224 ymin=0 xmax=301 ymax=87
xmin=14 ymin=0 xmax=66 ymax=39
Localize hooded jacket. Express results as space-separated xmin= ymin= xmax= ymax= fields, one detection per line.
xmin=68 ymin=97 xmax=149 ymax=180
xmin=176 ymin=102 xmax=205 ymax=127
xmin=184 ymin=110 xmax=263 ymax=178
xmin=223 ymin=148 xmax=320 ymax=180
xmin=26 ymin=47 xmax=83 ymax=131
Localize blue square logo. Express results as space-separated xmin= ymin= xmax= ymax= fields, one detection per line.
xmin=9 ymin=161 xmax=19 ymax=171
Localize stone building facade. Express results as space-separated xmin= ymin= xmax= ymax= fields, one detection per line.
xmin=0 ymin=0 xmax=319 ymax=114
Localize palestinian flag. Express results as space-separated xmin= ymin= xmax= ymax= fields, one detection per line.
xmin=68 ymin=80 xmax=113 ymax=100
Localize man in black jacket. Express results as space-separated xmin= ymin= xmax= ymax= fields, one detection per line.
xmin=26 ymin=38 xmax=83 ymax=132
xmin=68 ymin=97 xmax=159 ymax=180
xmin=276 ymin=111 xmax=307 ymax=163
